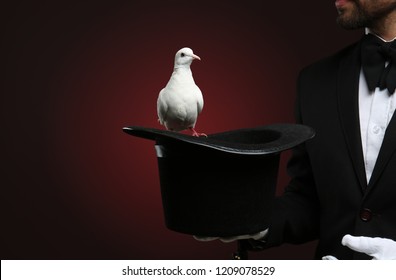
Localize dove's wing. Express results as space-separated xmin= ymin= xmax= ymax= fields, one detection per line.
xmin=157 ymin=88 xmax=168 ymax=124
xmin=195 ymin=86 xmax=204 ymax=115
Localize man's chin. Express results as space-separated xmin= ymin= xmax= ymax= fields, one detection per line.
xmin=336 ymin=13 xmax=366 ymax=30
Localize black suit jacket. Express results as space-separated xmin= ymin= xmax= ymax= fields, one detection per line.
xmin=266 ymin=36 xmax=396 ymax=259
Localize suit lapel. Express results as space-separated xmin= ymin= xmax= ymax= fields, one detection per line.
xmin=337 ymin=41 xmax=368 ymax=191
xmin=368 ymin=113 xmax=396 ymax=189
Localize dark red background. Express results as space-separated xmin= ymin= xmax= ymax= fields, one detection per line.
xmin=2 ymin=0 xmax=361 ymax=259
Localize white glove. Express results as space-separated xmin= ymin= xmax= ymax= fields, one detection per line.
xmin=322 ymin=255 xmax=338 ymax=260
xmin=323 ymin=234 xmax=396 ymax=260
xmin=342 ymin=234 xmax=396 ymax=260
xmin=194 ymin=229 xmax=268 ymax=243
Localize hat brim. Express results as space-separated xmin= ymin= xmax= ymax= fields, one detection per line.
xmin=122 ymin=123 xmax=315 ymax=155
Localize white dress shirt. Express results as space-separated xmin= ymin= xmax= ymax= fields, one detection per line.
xmin=359 ymin=31 xmax=396 ymax=184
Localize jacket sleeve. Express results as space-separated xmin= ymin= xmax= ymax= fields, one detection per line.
xmin=265 ymin=69 xmax=321 ymax=246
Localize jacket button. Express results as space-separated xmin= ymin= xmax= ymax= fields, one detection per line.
xmin=360 ymin=208 xmax=372 ymax=222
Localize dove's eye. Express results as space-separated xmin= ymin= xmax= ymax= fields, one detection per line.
xmin=181 ymin=53 xmax=185 ymax=57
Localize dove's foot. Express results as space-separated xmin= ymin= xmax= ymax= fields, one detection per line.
xmin=189 ymin=127 xmax=207 ymax=137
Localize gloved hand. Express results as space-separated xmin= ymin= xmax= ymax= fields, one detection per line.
xmin=342 ymin=234 xmax=396 ymax=260
xmin=194 ymin=229 xmax=268 ymax=243
xmin=323 ymin=234 xmax=396 ymax=260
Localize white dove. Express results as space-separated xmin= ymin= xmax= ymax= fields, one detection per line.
xmin=157 ymin=47 xmax=206 ymax=137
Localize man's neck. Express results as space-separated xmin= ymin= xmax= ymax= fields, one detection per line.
xmin=369 ymin=12 xmax=396 ymax=41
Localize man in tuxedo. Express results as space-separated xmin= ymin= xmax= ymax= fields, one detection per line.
xmin=198 ymin=0 xmax=396 ymax=259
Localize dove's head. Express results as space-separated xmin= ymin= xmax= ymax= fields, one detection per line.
xmin=174 ymin=47 xmax=201 ymax=69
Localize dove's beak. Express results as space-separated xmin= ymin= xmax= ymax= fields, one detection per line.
xmin=191 ymin=54 xmax=201 ymax=61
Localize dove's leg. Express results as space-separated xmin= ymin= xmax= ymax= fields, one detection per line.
xmin=189 ymin=127 xmax=207 ymax=137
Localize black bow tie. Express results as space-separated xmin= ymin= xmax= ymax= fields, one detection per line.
xmin=361 ymin=34 xmax=396 ymax=94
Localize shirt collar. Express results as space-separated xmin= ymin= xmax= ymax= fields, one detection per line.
xmin=365 ymin=27 xmax=396 ymax=42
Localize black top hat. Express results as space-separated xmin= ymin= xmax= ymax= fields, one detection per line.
xmin=123 ymin=124 xmax=314 ymax=236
